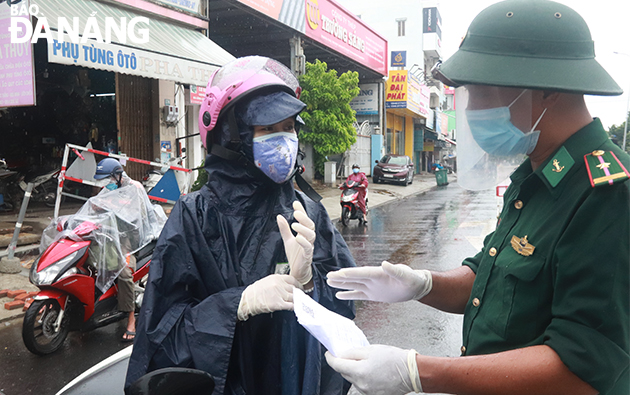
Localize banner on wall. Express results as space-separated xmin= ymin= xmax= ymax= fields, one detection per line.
xmin=350 ymin=83 xmax=378 ymax=115
xmin=0 ymin=0 xmax=36 ymax=107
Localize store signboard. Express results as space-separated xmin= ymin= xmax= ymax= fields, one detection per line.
xmin=48 ymin=37 xmax=217 ymax=85
xmin=418 ymin=84 xmax=430 ymax=117
xmin=233 ymin=0 xmax=386 ymax=76
xmin=154 ymin=0 xmax=201 ymax=15
xmin=422 ymin=7 xmax=441 ymax=38
xmin=237 ymin=0 xmax=284 ymax=21
xmin=190 ymin=84 xmax=206 ymax=105
xmin=391 ymin=51 xmax=406 ymax=67
xmin=385 ymin=70 xmax=426 ymax=118
xmin=305 ymin=0 xmax=387 ymax=76
xmin=0 ymin=1 xmax=36 ymax=107
xmin=407 ymin=73 xmax=426 ymax=117
xmin=425 ymin=108 xmax=434 ymax=129
xmin=385 ymin=70 xmax=408 ymax=109
xmin=350 ymin=83 xmax=378 ymax=115
xmin=233 ymin=0 xmax=305 ymax=35
xmin=440 ymin=111 xmax=449 ymax=135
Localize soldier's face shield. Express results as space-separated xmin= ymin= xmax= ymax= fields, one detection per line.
xmin=455 ymin=86 xmax=541 ymax=191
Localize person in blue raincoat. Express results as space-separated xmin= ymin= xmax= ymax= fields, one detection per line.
xmin=125 ymin=56 xmax=356 ymax=395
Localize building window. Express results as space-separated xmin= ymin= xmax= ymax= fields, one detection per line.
xmin=396 ymin=18 xmax=406 ymax=36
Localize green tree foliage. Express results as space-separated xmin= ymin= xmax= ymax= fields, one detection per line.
xmin=298 ymin=60 xmax=360 ymax=176
xmin=607 ymin=111 xmax=629 ymax=151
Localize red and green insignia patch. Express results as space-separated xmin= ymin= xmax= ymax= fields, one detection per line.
xmin=584 ymin=150 xmax=629 ymax=187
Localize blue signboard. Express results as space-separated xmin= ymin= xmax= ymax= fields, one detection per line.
xmin=391 ymin=51 xmax=406 ymax=67
xmin=385 ymin=101 xmax=407 ymax=109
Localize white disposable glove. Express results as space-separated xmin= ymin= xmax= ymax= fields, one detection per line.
xmin=326 ymin=261 xmax=432 ymax=303
xmin=237 ymin=274 xmax=302 ymax=321
xmin=277 ymin=201 xmax=316 ymax=285
xmin=325 ymin=345 xmax=423 ymax=395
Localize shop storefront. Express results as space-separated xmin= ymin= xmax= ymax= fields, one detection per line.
xmin=1 ymin=0 xmax=234 ymax=179
xmin=384 ymin=69 xmax=430 ymax=173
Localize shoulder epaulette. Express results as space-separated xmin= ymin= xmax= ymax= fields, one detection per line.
xmin=584 ymin=150 xmax=629 ymax=187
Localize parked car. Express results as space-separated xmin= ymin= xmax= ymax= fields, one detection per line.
xmin=372 ymin=154 xmax=414 ymax=186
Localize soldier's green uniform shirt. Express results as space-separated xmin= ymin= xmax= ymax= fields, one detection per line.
xmin=462 ymin=119 xmax=629 ymax=394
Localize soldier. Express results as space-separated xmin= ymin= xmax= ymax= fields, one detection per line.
xmin=325 ymin=1 xmax=629 ymax=394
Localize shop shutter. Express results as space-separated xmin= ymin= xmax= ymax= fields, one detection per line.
xmin=116 ymin=73 xmax=154 ymax=181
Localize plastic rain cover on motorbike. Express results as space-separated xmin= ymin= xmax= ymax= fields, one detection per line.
xmin=40 ymin=184 xmax=166 ymax=292
xmin=455 ymin=86 xmax=539 ymax=190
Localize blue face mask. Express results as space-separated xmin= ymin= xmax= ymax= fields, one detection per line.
xmin=105 ymin=183 xmax=118 ymax=191
xmin=353 ymin=168 xmax=359 ymax=174
xmin=253 ymin=132 xmax=299 ymax=184
xmin=465 ymin=90 xmax=546 ymax=157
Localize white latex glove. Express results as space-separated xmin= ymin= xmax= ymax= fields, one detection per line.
xmin=237 ymin=274 xmax=302 ymax=321
xmin=277 ymin=201 xmax=316 ymax=285
xmin=326 ymin=261 xmax=432 ymax=303
xmin=325 ymin=345 xmax=423 ymax=395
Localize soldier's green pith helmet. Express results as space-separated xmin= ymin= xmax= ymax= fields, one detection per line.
xmin=433 ymin=0 xmax=622 ymax=96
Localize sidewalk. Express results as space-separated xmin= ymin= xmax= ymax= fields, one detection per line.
xmin=0 ymin=172 xmax=453 ymax=323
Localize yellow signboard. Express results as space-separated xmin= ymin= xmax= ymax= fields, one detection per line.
xmin=386 ymin=70 xmax=408 ymax=105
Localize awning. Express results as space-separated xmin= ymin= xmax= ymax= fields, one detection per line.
xmin=445 ymin=138 xmax=456 ymax=145
xmin=423 ymin=129 xmax=438 ymax=141
xmin=36 ymin=0 xmax=235 ymax=85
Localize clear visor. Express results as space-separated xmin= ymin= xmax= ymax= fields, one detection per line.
xmin=455 ymin=86 xmax=540 ymax=191
xmin=210 ymin=56 xmax=300 ymax=95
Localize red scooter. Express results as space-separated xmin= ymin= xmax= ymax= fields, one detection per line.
xmin=339 ymin=179 xmax=368 ymax=227
xmin=22 ymin=221 xmax=155 ymax=355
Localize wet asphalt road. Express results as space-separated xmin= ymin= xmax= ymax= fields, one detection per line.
xmin=0 ymin=182 xmax=497 ymax=395
xmin=0 ymin=318 xmax=130 ymax=395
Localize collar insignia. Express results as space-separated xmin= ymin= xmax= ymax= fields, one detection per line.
xmin=542 ymin=146 xmax=574 ymax=188
xmin=551 ymin=159 xmax=564 ymax=173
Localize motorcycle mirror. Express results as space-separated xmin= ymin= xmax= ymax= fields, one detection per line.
xmin=125 ymin=368 xmax=215 ymax=395
xmin=375 ymin=160 xmax=378 ymax=164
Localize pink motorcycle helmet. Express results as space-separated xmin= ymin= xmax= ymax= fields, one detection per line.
xmin=198 ymin=56 xmax=302 ymax=149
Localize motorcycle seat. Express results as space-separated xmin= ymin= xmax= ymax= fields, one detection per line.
xmin=135 ymin=240 xmax=157 ymax=261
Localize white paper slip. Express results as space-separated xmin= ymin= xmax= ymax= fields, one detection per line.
xmin=293 ymin=287 xmax=369 ymax=357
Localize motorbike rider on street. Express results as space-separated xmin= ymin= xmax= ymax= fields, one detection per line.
xmin=343 ymin=164 xmax=368 ymax=224
xmin=93 ymin=158 xmax=148 ymax=342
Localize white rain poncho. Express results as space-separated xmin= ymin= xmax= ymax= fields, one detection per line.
xmin=40 ymin=182 xmax=167 ymax=292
